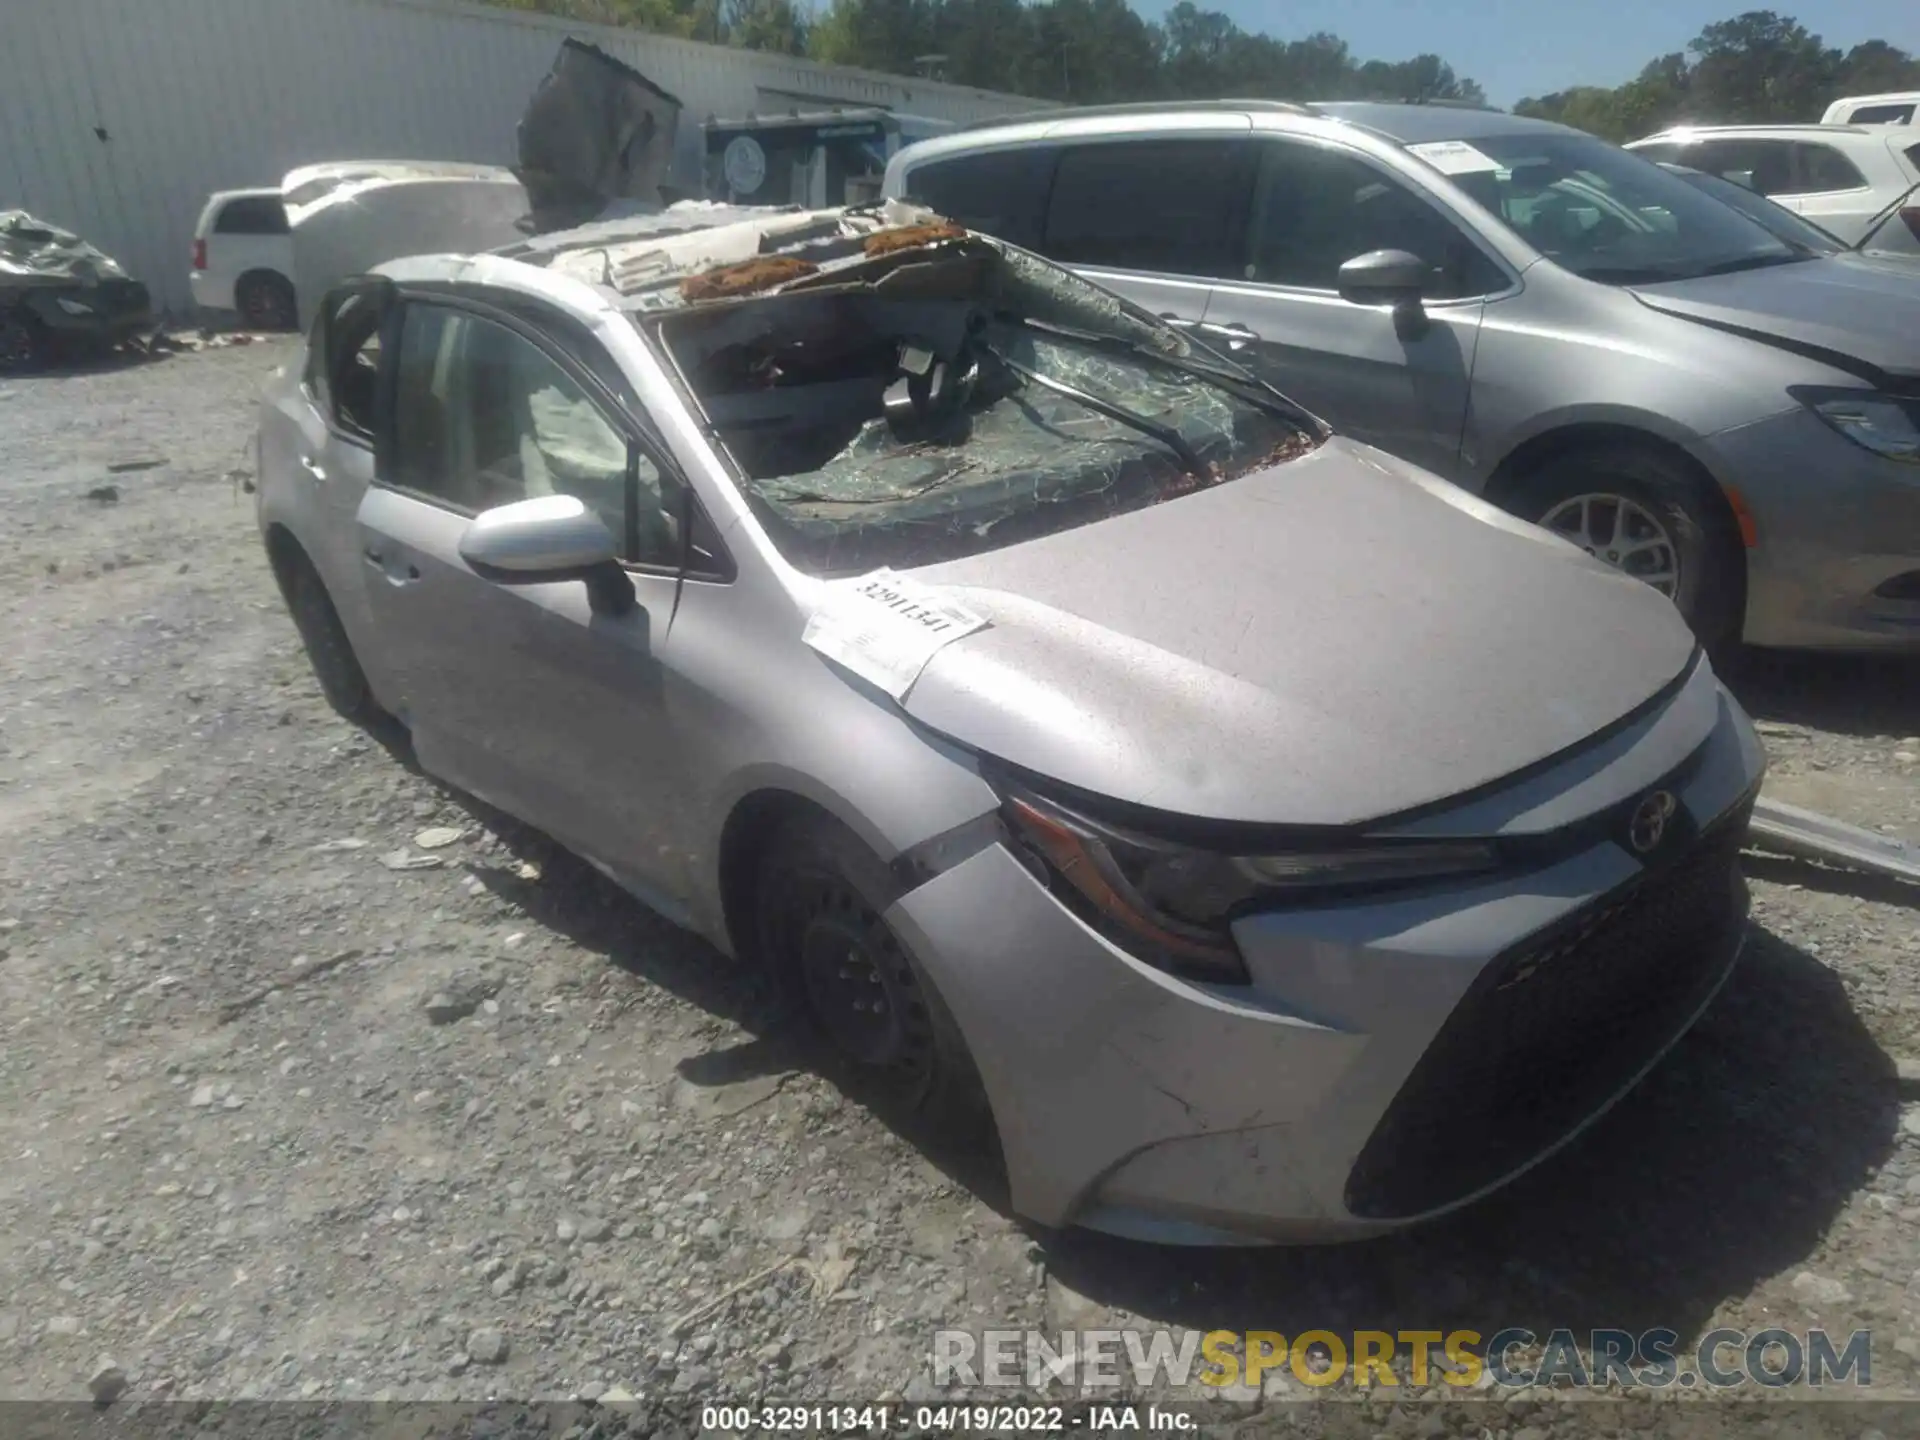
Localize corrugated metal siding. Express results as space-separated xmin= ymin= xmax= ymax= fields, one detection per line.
xmin=0 ymin=0 xmax=1046 ymax=315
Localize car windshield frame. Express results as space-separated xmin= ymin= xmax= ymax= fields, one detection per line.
xmin=1420 ymin=130 xmax=1807 ymax=284
xmin=638 ymin=233 xmax=1325 ymax=577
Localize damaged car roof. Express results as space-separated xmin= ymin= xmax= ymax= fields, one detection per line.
xmin=1 ymin=209 xmax=131 ymax=284
xmin=489 ymin=198 xmax=971 ymax=313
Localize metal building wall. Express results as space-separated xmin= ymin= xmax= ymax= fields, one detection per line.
xmin=0 ymin=0 xmax=1045 ymax=315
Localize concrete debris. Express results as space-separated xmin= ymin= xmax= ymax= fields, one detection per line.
xmin=380 ymin=848 xmax=444 ymax=871
xmin=87 ymin=1358 xmax=128 ymax=1405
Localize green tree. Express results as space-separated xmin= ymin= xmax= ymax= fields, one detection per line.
xmin=1837 ymin=39 xmax=1920 ymax=95
xmin=723 ymin=0 xmax=806 ymax=54
xmin=1518 ymin=11 xmax=1916 ymax=141
xmin=1687 ymin=9 xmax=1838 ymax=122
xmin=491 ymin=0 xmax=701 ymax=37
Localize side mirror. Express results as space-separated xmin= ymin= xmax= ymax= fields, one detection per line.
xmin=1337 ymin=249 xmax=1430 ymax=309
xmin=458 ymin=494 xmax=634 ymax=615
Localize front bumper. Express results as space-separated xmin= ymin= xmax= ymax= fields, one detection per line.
xmin=887 ymin=666 xmax=1765 ymax=1243
xmin=23 ymin=279 xmax=153 ymax=343
xmin=1713 ymin=406 xmax=1920 ymax=651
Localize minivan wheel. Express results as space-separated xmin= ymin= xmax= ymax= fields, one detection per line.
xmin=280 ymin=548 xmax=377 ymax=722
xmin=237 ymin=272 xmax=298 ymax=332
xmin=1509 ymin=444 xmax=1744 ymax=653
xmin=754 ymin=814 xmax=993 ymax=1143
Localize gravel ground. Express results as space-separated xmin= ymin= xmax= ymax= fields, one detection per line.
xmin=1 ymin=343 xmax=1917 ymax=1435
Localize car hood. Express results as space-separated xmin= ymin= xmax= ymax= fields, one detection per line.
xmin=900 ymin=439 xmax=1695 ymax=827
xmin=1630 ymin=257 xmax=1920 ymax=382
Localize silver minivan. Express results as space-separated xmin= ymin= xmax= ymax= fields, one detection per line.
xmin=883 ymin=101 xmax=1920 ymax=653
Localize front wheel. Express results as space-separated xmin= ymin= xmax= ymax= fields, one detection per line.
xmin=0 ymin=309 xmax=49 ymax=374
xmin=1508 ymin=444 xmax=1745 ymax=653
xmin=754 ymin=814 xmax=993 ymax=1146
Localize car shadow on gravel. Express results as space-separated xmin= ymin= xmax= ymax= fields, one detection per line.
xmin=1040 ymin=921 xmax=1900 ymax=1349
xmin=347 ymin=717 xmax=1899 ymax=1342
xmin=1725 ymin=649 xmax=1920 ymax=737
xmin=1742 ymin=854 xmax=1920 ymax=911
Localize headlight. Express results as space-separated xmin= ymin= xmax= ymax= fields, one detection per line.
xmin=1795 ymin=387 xmax=1920 ymax=464
xmin=55 ymin=296 xmax=96 ymax=316
xmin=999 ymin=785 xmax=1500 ymax=983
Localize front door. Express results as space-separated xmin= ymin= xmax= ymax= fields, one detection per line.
xmin=1200 ymin=137 xmax=1499 ymax=483
xmin=353 ymin=294 xmax=711 ymax=909
xmin=1039 ymin=132 xmax=1255 ymax=338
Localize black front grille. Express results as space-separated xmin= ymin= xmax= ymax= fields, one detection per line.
xmin=99 ymin=278 xmax=151 ymax=316
xmin=1344 ymin=802 xmax=1753 ymax=1220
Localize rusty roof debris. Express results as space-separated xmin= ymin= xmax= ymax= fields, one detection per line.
xmin=524 ymin=198 xmax=985 ymax=312
xmin=860 ymin=220 xmax=968 ymax=258
xmin=678 ymin=254 xmax=821 ymax=302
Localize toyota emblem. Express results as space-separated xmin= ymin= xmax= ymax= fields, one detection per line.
xmin=1628 ymin=790 xmax=1678 ymax=854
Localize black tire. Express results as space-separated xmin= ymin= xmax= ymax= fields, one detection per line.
xmin=1507 ymin=443 xmax=1745 ymax=654
xmin=754 ymin=813 xmax=994 ymax=1145
xmin=279 ymin=547 xmax=378 ymax=722
xmin=0 ymin=308 xmax=50 ymax=374
xmin=236 ymin=271 xmax=298 ymax=332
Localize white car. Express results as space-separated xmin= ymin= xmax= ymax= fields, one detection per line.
xmin=1625 ymin=123 xmax=1920 ymax=246
xmin=188 ymin=187 xmax=297 ymax=330
xmin=1822 ymin=93 xmax=1920 ymax=127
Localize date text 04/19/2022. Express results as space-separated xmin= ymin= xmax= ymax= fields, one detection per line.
xmin=699 ymin=1406 xmax=1197 ymax=1432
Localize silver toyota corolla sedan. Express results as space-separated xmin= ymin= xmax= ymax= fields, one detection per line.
xmin=257 ymin=200 xmax=1766 ymax=1244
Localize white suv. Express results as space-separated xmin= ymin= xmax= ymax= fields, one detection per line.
xmin=189 ymin=188 xmax=297 ymax=330
xmin=1624 ymin=123 xmax=1920 ymax=246
xmin=1823 ymin=93 xmax=1920 ymax=127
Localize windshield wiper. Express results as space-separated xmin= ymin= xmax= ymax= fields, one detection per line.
xmin=980 ymin=342 xmax=1208 ymax=479
xmin=1013 ymin=317 xmax=1319 ymax=430
xmin=1696 ymin=252 xmax=1809 ymax=277
xmin=1852 ymin=181 xmax=1920 ymax=253
xmin=1578 ymin=264 xmax=1683 ymax=284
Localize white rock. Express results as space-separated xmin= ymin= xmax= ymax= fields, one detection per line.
xmin=1790 ymin=1271 xmax=1853 ymax=1307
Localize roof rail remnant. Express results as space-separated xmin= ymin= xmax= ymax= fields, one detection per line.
xmin=961 ymin=98 xmax=1316 ymax=132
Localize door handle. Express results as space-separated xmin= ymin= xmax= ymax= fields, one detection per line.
xmin=1196 ymin=321 xmax=1262 ymax=348
xmin=363 ymin=544 xmax=419 ymax=581
xmin=1158 ymin=314 xmax=1261 ymax=349
xmin=298 ymin=454 xmax=327 ymax=481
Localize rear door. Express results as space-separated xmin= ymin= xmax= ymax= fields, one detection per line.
xmin=1201 ymin=136 xmax=1500 ymax=482
xmin=267 ymin=280 xmax=393 ymax=674
xmin=352 ymin=290 xmax=722 ymax=908
xmin=1777 ymin=141 xmax=1880 ymax=243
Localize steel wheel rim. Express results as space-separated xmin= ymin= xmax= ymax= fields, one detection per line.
xmin=778 ymin=870 xmax=934 ymax=1087
xmin=1539 ymin=491 xmax=1681 ymax=598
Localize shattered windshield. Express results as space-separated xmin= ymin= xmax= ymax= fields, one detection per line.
xmin=647 ymin=236 xmax=1320 ymax=575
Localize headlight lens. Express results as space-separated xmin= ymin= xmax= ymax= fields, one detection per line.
xmin=1000 ymin=787 xmax=1499 ymax=983
xmin=55 ymin=296 xmax=95 ymax=316
xmin=1796 ymin=387 xmax=1920 ymax=464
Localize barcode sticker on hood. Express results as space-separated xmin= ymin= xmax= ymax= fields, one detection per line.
xmin=802 ymin=568 xmax=989 ymax=700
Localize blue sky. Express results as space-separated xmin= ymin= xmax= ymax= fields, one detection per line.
xmin=1129 ymin=0 xmax=1919 ymax=108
